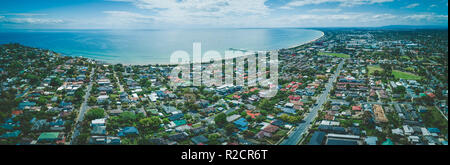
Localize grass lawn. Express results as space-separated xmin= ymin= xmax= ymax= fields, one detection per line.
xmin=192 ymin=123 xmax=202 ymax=128
xmin=405 ymin=67 xmax=415 ymax=72
xmin=367 ymin=65 xmax=384 ymax=75
xmin=392 ymin=70 xmax=422 ymax=80
xmin=225 ymin=94 xmax=234 ymax=99
xmin=400 ymin=56 xmax=410 ymax=60
xmin=318 ymin=52 xmax=350 ymax=58
xmin=421 ymin=107 xmax=448 ymax=135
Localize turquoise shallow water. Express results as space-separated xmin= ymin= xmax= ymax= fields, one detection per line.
xmin=0 ymin=28 xmax=323 ymax=64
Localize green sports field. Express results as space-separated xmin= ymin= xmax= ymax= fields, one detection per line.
xmin=318 ymin=52 xmax=350 ymax=58
xmin=367 ymin=65 xmax=384 ymax=75
xmin=392 ymin=70 xmax=422 ymax=80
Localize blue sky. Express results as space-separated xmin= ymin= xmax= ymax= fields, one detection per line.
xmin=0 ymin=0 xmax=448 ymax=29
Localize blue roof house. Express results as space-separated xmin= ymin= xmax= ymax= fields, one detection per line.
xmin=191 ymin=135 xmax=209 ymax=145
xmin=428 ymin=128 xmax=441 ymax=134
xmin=308 ymin=131 xmax=326 ymax=145
xmin=0 ymin=130 xmax=21 ymax=139
xmin=168 ymin=113 xmax=184 ymax=121
xmin=282 ymin=107 xmax=296 ymax=115
xmin=233 ymin=118 xmax=248 ymax=131
xmin=118 ymin=127 xmax=139 ymax=137
xmin=365 ymin=136 xmax=378 ymax=145
xmin=18 ymin=102 xmax=36 ymax=110
xmin=59 ymin=101 xmax=72 ymax=107
xmin=2 ymin=117 xmax=20 ymax=130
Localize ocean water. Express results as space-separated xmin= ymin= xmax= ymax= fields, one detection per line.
xmin=0 ymin=29 xmax=323 ymax=65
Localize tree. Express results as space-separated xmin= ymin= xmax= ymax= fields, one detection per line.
xmin=362 ymin=111 xmax=374 ymax=127
xmin=0 ymin=127 xmax=6 ymax=136
xmin=140 ymin=78 xmax=152 ymax=88
xmin=280 ymin=114 xmax=302 ymax=124
xmin=74 ymin=87 xmax=85 ymax=101
xmin=77 ymin=133 xmax=90 ymax=144
xmin=66 ymin=67 xmax=75 ymax=75
xmin=255 ymin=115 xmax=265 ymax=123
xmin=85 ymin=108 xmax=105 ymax=121
xmin=139 ymin=116 xmax=161 ymax=132
xmin=214 ymin=113 xmax=227 ymax=127
xmin=393 ymin=86 xmax=406 ymax=94
xmin=345 ymin=96 xmax=353 ymax=102
xmin=258 ymin=99 xmax=274 ymax=112
xmin=208 ymin=134 xmax=220 ymax=144
xmin=25 ymin=74 xmax=40 ymax=85
xmin=240 ymin=111 xmax=248 ymax=118
xmin=119 ymin=111 xmax=136 ymax=124
xmin=288 ymin=116 xmax=301 ymax=124
xmin=184 ymin=114 xmax=193 ymax=122
xmin=50 ymin=78 xmax=63 ymax=87
xmin=0 ymin=89 xmax=19 ymax=119
xmin=417 ymin=96 xmax=435 ymax=106
xmin=279 ymin=114 xmax=290 ymax=123
xmin=107 ymin=116 xmax=120 ymax=131
xmin=225 ymin=123 xmax=237 ymax=135
xmin=162 ymin=118 xmax=170 ymax=125
xmin=37 ymin=96 xmax=48 ymax=106
xmin=330 ymin=89 xmax=336 ymax=96
xmin=245 ymin=115 xmax=252 ymax=122
xmin=242 ymin=130 xmax=255 ymax=138
xmin=88 ymin=96 xmax=96 ymax=106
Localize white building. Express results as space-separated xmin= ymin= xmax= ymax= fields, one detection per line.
xmin=91 ymin=118 xmax=106 ymax=127
xmin=403 ymin=125 xmax=414 ymax=136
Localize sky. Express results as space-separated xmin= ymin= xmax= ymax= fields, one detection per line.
xmin=0 ymin=0 xmax=448 ymax=29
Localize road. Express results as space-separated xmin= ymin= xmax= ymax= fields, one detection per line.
xmin=113 ymin=70 xmax=124 ymax=111
xmin=280 ymin=60 xmax=344 ymax=145
xmin=114 ymin=70 xmax=124 ymax=93
xmin=435 ymin=105 xmax=448 ymax=121
xmin=330 ymin=99 xmax=413 ymax=105
xmin=70 ymin=68 xmax=95 ymax=144
xmin=16 ymin=86 xmax=32 ymax=98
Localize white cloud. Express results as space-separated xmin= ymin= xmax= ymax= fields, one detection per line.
xmin=104 ymin=11 xmax=156 ymax=21
xmin=405 ymin=3 xmax=420 ymax=9
xmin=130 ymin=0 xmax=268 ymax=15
xmin=263 ymin=13 xmax=387 ymax=27
xmin=108 ymin=0 xmax=270 ymax=25
xmin=0 ymin=13 xmax=64 ymax=25
xmin=281 ymin=0 xmax=394 ymax=9
xmin=0 ymin=17 xmax=64 ymax=24
xmin=405 ymin=14 xmax=448 ymax=21
xmin=102 ymin=0 xmax=448 ymax=28
xmin=265 ymin=12 xmax=448 ymax=27
xmin=308 ymin=8 xmax=342 ymax=13
xmin=101 ymin=11 xmax=159 ymax=28
xmin=1 ymin=13 xmax=48 ymax=16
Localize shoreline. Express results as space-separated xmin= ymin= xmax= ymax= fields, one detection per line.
xmin=6 ymin=29 xmax=325 ymax=66
xmin=289 ymin=31 xmax=325 ymax=49
xmin=103 ymin=30 xmax=326 ymax=66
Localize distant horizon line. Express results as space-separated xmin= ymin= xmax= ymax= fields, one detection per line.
xmin=0 ymin=24 xmax=448 ymax=31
